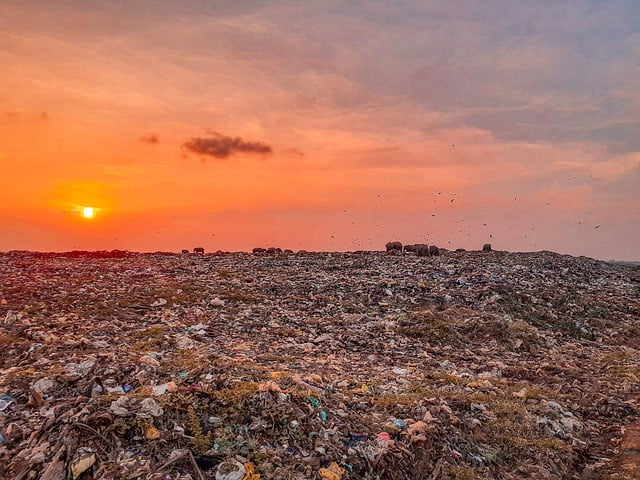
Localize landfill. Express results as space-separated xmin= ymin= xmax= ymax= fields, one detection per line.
xmin=0 ymin=249 xmax=638 ymax=479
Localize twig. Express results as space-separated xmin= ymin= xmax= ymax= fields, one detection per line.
xmin=157 ymin=450 xmax=188 ymax=471
xmin=187 ymin=450 xmax=207 ymax=480
xmin=427 ymin=457 xmax=445 ymax=480
xmin=155 ymin=449 xmax=204 ymax=480
xmin=69 ymin=422 xmax=113 ymax=458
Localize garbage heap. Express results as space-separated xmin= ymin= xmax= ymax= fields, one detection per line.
xmin=0 ymin=250 xmax=638 ymax=479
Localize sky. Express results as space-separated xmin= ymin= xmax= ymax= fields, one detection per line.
xmin=0 ymin=1 xmax=639 ymax=259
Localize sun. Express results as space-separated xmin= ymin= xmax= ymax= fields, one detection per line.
xmin=82 ymin=207 xmax=95 ymax=219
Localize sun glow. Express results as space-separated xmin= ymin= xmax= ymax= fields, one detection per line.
xmin=82 ymin=207 xmax=95 ymax=219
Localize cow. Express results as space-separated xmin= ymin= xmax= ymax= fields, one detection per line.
xmin=193 ymin=247 xmax=205 ymax=254
xmin=385 ymin=241 xmax=403 ymax=253
xmin=415 ymin=244 xmax=430 ymax=256
xmin=483 ymin=243 xmax=492 ymax=252
xmin=404 ymin=244 xmax=417 ymax=253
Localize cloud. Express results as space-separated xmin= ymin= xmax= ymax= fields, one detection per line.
xmin=140 ymin=134 xmax=159 ymax=144
xmin=182 ymin=132 xmax=272 ymax=159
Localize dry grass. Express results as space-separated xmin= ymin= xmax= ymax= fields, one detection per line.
xmin=187 ymin=405 xmax=214 ymax=453
xmin=216 ymin=269 xmax=234 ymax=278
xmin=445 ymin=467 xmax=481 ymax=480
xmin=395 ymin=310 xmax=460 ymax=342
xmin=129 ymin=326 xmax=170 ymax=351
xmin=0 ymin=334 xmax=23 ymax=347
xmin=467 ymin=393 xmax=570 ymax=463
xmin=602 ymin=350 xmax=640 ymax=380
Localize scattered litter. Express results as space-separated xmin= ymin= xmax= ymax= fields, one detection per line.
xmin=210 ymin=297 xmax=226 ymax=307
xmin=0 ymin=396 xmax=14 ymax=411
xmin=69 ymin=452 xmax=96 ymax=479
xmin=0 ymin=250 xmax=638 ymax=479
xmin=215 ymin=459 xmax=245 ymax=480
xmin=319 ymin=462 xmax=345 ymax=480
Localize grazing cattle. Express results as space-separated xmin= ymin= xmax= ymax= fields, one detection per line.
xmin=181 ymin=249 xmax=189 ymax=254
xmin=415 ymin=244 xmax=430 ymax=256
xmin=404 ymin=244 xmax=417 ymax=253
xmin=193 ymin=247 xmax=205 ymax=254
xmin=252 ymin=247 xmax=266 ymax=254
xmin=385 ymin=241 xmax=403 ymax=253
xmin=428 ymin=245 xmax=440 ymax=256
xmin=483 ymin=243 xmax=492 ymax=252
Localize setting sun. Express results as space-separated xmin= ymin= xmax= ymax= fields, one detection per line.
xmin=82 ymin=207 xmax=95 ymax=219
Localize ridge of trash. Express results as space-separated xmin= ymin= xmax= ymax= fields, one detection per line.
xmin=1 ymin=249 xmax=638 ymax=479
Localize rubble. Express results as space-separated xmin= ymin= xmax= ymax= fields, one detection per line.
xmin=0 ymin=250 xmax=638 ymax=479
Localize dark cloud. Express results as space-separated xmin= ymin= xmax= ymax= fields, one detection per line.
xmin=140 ymin=134 xmax=159 ymax=144
xmin=283 ymin=147 xmax=305 ymax=157
xmin=182 ymin=132 xmax=272 ymax=159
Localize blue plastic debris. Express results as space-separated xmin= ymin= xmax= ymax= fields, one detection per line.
xmin=0 ymin=395 xmax=14 ymax=411
xmin=393 ymin=419 xmax=406 ymax=429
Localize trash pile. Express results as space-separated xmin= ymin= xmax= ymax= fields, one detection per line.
xmin=0 ymin=249 xmax=638 ymax=479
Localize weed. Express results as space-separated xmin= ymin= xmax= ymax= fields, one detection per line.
xmin=187 ymin=405 xmax=213 ymax=453
xmin=602 ymin=350 xmax=640 ymax=379
xmin=217 ymin=269 xmax=234 ymax=278
xmin=129 ymin=326 xmax=169 ymax=351
xmin=445 ymin=466 xmax=480 ymax=480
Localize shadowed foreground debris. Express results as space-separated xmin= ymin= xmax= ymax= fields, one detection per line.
xmin=0 ymin=250 xmax=638 ymax=479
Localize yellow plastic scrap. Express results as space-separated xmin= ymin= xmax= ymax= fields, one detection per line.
xmin=144 ymin=425 xmax=160 ymax=440
xmin=243 ymin=462 xmax=260 ymax=480
xmin=319 ymin=462 xmax=344 ymax=480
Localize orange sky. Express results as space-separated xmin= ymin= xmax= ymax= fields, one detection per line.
xmin=1 ymin=1 xmax=639 ymax=259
